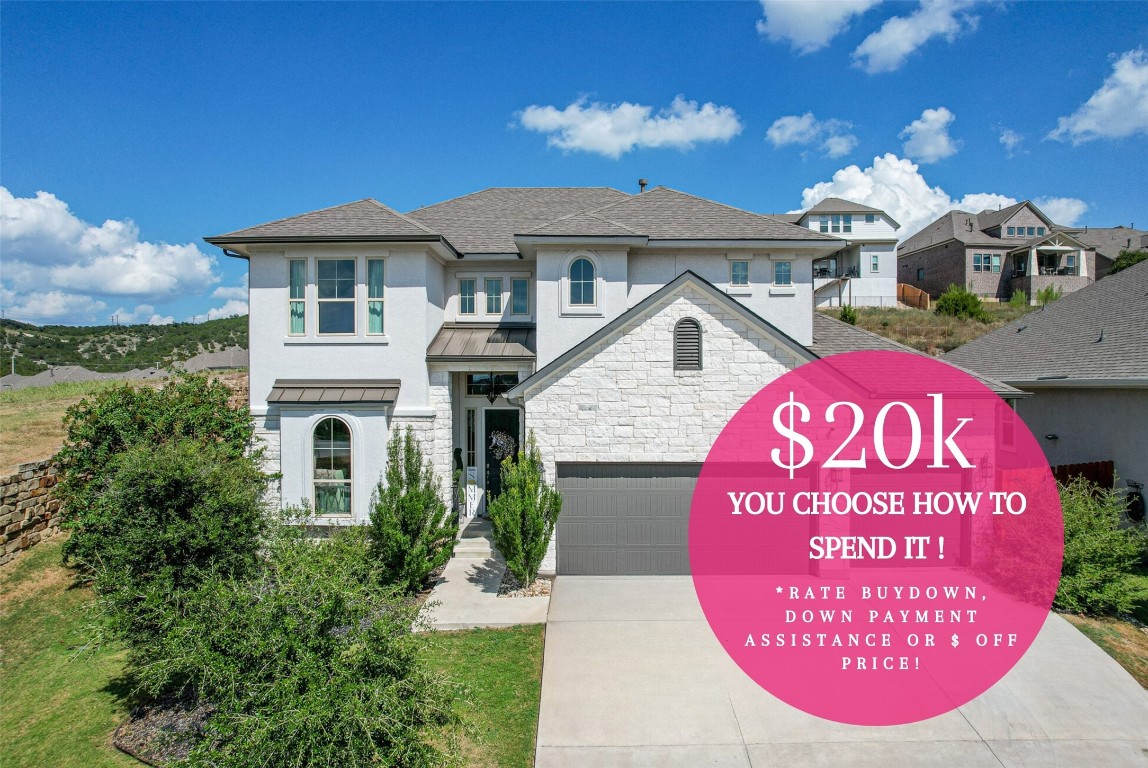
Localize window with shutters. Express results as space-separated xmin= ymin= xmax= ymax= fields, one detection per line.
xmin=673 ymin=318 xmax=702 ymax=371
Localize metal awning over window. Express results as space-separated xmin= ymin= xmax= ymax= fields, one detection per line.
xmin=426 ymin=323 xmax=536 ymax=361
xmin=267 ymin=379 xmax=400 ymax=404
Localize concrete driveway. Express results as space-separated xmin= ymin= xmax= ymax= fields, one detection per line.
xmin=536 ymin=576 xmax=1148 ymax=767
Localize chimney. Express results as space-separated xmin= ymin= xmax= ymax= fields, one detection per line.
xmin=638 ymin=178 xmax=648 ymax=193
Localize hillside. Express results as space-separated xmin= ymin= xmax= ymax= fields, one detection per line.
xmin=1 ymin=316 xmax=247 ymax=376
xmin=817 ymin=304 xmax=1037 ymax=356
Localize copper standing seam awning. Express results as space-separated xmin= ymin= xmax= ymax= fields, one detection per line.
xmin=267 ymin=379 xmax=401 ymax=404
xmin=426 ymin=323 xmax=536 ymax=361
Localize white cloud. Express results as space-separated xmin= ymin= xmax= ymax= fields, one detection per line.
xmin=998 ymin=128 xmax=1024 ymax=157
xmin=853 ymin=0 xmax=978 ymax=74
xmin=1048 ymin=48 xmax=1148 ymax=144
xmin=518 ymin=95 xmax=743 ymax=159
xmin=111 ymin=304 xmax=175 ymax=326
xmin=212 ymin=286 xmax=248 ymax=301
xmin=795 ymin=153 xmax=1087 ymax=239
xmin=1033 ymin=196 xmax=1088 ymax=226
xmin=202 ymin=299 xmax=248 ymax=322
xmin=899 ymin=107 xmax=960 ymax=163
xmin=2 ymin=290 xmax=109 ymax=324
xmin=0 ymin=187 xmax=220 ymax=325
xmin=756 ymin=0 xmax=882 ymax=54
xmin=766 ymin=112 xmax=859 ymax=158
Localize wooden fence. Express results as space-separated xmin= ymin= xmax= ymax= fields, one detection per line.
xmin=1051 ymin=460 xmax=1115 ymax=489
xmin=897 ymin=283 xmax=930 ymax=310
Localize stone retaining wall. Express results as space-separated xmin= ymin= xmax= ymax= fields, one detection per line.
xmin=1 ymin=458 xmax=62 ymax=567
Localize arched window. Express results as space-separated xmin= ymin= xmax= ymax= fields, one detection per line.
xmin=569 ymin=257 xmax=595 ymax=305
xmin=313 ymin=417 xmax=352 ymax=515
xmin=674 ymin=318 xmax=702 ymax=371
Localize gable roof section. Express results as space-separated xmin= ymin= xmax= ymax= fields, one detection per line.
xmin=1004 ymin=230 xmax=1090 ymax=254
xmin=507 ymin=271 xmax=816 ymax=398
xmin=898 ymin=210 xmax=1002 ymax=256
xmin=944 ymin=259 xmax=1148 ymax=385
xmin=523 ymin=186 xmax=839 ymax=243
xmin=1063 ymin=226 xmax=1147 ymax=260
xmin=811 ymin=314 xmax=1022 ymax=397
xmin=206 ymin=199 xmax=438 ymax=243
xmin=974 ymin=201 xmax=1055 ymax=233
xmin=406 ymin=187 xmax=630 ymax=254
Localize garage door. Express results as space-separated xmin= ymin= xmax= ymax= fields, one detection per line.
xmin=555 ymin=463 xmax=699 ymax=575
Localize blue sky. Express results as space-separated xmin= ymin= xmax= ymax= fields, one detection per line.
xmin=2 ymin=1 xmax=1146 ymax=325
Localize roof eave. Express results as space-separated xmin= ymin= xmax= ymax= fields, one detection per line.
xmin=1001 ymin=377 xmax=1148 ymax=389
xmin=203 ymin=234 xmax=463 ymax=260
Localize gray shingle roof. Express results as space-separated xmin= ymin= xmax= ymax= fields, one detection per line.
xmin=810 ymin=314 xmax=1022 ymax=396
xmin=974 ymin=201 xmax=1049 ymax=233
xmin=207 ymin=199 xmax=437 ymax=241
xmin=526 ymin=186 xmax=839 ymax=242
xmin=1062 ymin=226 xmax=1147 ymax=261
xmin=406 ymin=187 xmax=630 ymax=254
xmin=769 ymin=213 xmax=805 ymax=224
xmin=898 ymin=210 xmax=1003 ymax=256
xmin=806 ymin=197 xmax=885 ymax=215
xmin=526 ymin=211 xmax=644 ymax=237
xmin=943 ymin=259 xmax=1148 ymax=383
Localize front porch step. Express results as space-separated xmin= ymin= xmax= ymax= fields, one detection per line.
xmin=453 ymin=517 xmax=496 ymax=559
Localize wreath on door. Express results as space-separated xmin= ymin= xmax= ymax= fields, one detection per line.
xmin=488 ymin=430 xmax=517 ymax=462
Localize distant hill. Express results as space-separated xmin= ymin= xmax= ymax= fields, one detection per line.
xmin=1 ymin=315 xmax=248 ymax=376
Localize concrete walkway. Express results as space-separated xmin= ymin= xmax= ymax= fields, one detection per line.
xmin=537 ymin=576 xmax=1148 ymax=767
xmin=418 ymin=518 xmax=550 ymax=631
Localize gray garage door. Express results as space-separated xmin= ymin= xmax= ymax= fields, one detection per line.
xmin=555 ymin=463 xmax=700 ymax=575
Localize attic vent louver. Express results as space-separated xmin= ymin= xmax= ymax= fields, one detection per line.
xmin=673 ymin=318 xmax=702 ymax=371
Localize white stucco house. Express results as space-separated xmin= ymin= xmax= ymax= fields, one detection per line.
xmin=205 ymin=186 xmax=1015 ymax=575
xmin=770 ymin=197 xmax=900 ymax=308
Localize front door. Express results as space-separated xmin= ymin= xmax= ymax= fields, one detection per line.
xmin=483 ymin=409 xmax=521 ymax=503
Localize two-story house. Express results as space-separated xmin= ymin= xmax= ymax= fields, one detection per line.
xmin=772 ymin=197 xmax=900 ymax=308
xmin=205 ymin=185 xmax=1017 ymax=576
xmin=897 ymin=200 xmax=1110 ymax=302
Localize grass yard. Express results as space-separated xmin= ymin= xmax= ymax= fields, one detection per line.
xmin=1062 ymin=568 xmax=1148 ymax=689
xmin=0 ymin=380 xmax=130 ymax=473
xmin=822 ymin=303 xmax=1037 ymax=355
xmin=1 ymin=536 xmax=546 ymax=767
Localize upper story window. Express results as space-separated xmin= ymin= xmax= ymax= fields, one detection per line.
xmin=511 ymin=278 xmax=529 ymax=315
xmin=917 ymin=267 xmax=925 ymax=281
xmin=870 ymin=254 xmax=880 ymax=272
xmin=569 ymin=257 xmax=595 ymax=305
xmin=819 ymin=215 xmax=829 ymax=233
xmin=1007 ymin=226 xmax=1016 ymax=237
xmin=485 ymin=278 xmax=503 ymax=314
xmin=288 ymin=259 xmax=306 ymax=335
xmin=865 ymin=213 xmax=876 ymax=224
xmin=843 ymin=214 xmax=852 ymax=233
xmin=459 ymin=278 xmax=476 ymax=315
xmin=1026 ymin=226 xmax=1036 ymax=237
xmin=317 ymin=259 xmax=356 ymax=334
xmin=367 ymin=259 xmax=384 ymax=334
xmin=1036 ymin=227 xmax=1046 ymax=236
xmin=730 ymin=260 xmax=750 ymax=286
xmin=973 ymin=253 xmax=985 ymax=272
xmin=673 ymin=318 xmax=702 ymax=371
xmin=313 ymin=417 xmax=351 ymax=516
xmin=774 ymin=261 xmax=792 ymax=286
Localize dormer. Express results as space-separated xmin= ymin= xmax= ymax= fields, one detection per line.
xmin=794 ymin=197 xmax=900 ymax=241
xmin=975 ymin=201 xmax=1056 ymax=241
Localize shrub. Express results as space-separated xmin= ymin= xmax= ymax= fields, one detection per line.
xmin=135 ymin=525 xmax=457 ymax=767
xmin=1055 ymin=478 xmax=1148 ymax=616
xmin=839 ymin=304 xmax=858 ymax=325
xmin=56 ymin=373 xmax=257 ymax=570
xmin=1036 ymin=284 xmax=1063 ymax=306
xmin=487 ymin=432 xmax=561 ymax=586
xmin=1109 ymin=248 xmax=1148 ymax=274
xmin=934 ymin=284 xmax=991 ymax=322
xmin=369 ymin=427 xmax=457 ymax=592
xmin=1008 ymin=290 xmax=1029 ymax=307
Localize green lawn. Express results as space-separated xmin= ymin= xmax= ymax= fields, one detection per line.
xmin=0 ymin=537 xmax=546 ymax=767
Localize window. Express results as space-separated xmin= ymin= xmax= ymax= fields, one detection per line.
xmin=842 ymin=214 xmax=852 ymax=234
xmin=730 ymin=260 xmax=750 ymax=286
xmin=569 ymin=257 xmax=595 ymax=305
xmin=1007 ymin=226 xmax=1016 ymax=237
xmin=1036 ymin=227 xmax=1045 ymax=236
xmin=288 ymin=259 xmax=306 ymax=335
xmin=1013 ymin=255 xmax=1027 ymax=276
xmin=466 ymin=409 xmax=476 ymax=467
xmin=673 ymin=318 xmax=702 ymax=371
xmin=774 ymin=261 xmax=792 ymax=286
xmin=485 ymin=278 xmax=503 ymax=314
xmin=1066 ymin=253 xmax=1076 ymax=272
xmin=831 ymin=214 xmax=841 ymax=233
xmin=870 ymin=254 xmax=880 ymax=272
xmin=313 ymin=417 xmax=351 ymax=516
xmin=459 ymin=279 xmax=476 ymax=315
xmin=819 ymin=215 xmax=829 ymax=233
xmin=917 ymin=267 xmax=925 ymax=281
xmin=511 ymin=278 xmax=529 ymax=315
xmin=973 ymin=254 xmax=984 ymax=272
xmin=991 ymin=255 xmax=1002 ymax=273
xmin=865 ymin=213 xmax=876 ymax=224
xmin=1027 ymin=227 xmax=1035 ymax=237
xmin=367 ymin=259 xmax=384 ymax=334
xmin=317 ymin=259 xmax=355 ymax=334
xmin=466 ymin=372 xmax=518 ymax=396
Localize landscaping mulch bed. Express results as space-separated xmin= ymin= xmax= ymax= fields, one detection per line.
xmin=113 ymin=697 xmax=212 ymax=767
xmin=498 ymin=572 xmax=552 ymax=598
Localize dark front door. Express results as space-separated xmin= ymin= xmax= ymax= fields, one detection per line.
xmin=483 ymin=409 xmax=520 ymax=502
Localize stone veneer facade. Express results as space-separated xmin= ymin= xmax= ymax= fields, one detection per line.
xmin=1 ymin=459 xmax=62 ymax=567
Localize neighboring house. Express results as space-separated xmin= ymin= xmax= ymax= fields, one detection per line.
xmin=1055 ymin=225 xmax=1147 ymax=266
xmin=204 ymin=185 xmax=1015 ymax=576
xmin=770 ymin=197 xmax=900 ymax=308
xmin=898 ymin=201 xmax=1110 ymax=302
xmin=945 ymin=259 xmax=1148 ymax=492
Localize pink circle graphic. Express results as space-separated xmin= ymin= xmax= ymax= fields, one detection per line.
xmin=689 ymin=351 xmax=1063 ymax=726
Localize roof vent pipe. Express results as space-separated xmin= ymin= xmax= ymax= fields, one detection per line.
xmin=638 ymin=178 xmax=648 ymax=193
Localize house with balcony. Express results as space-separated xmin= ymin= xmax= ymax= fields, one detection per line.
xmin=204 ymin=185 xmax=1018 ymax=576
xmin=770 ymin=197 xmax=900 ymax=308
xmin=897 ymin=200 xmax=1111 ymax=302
